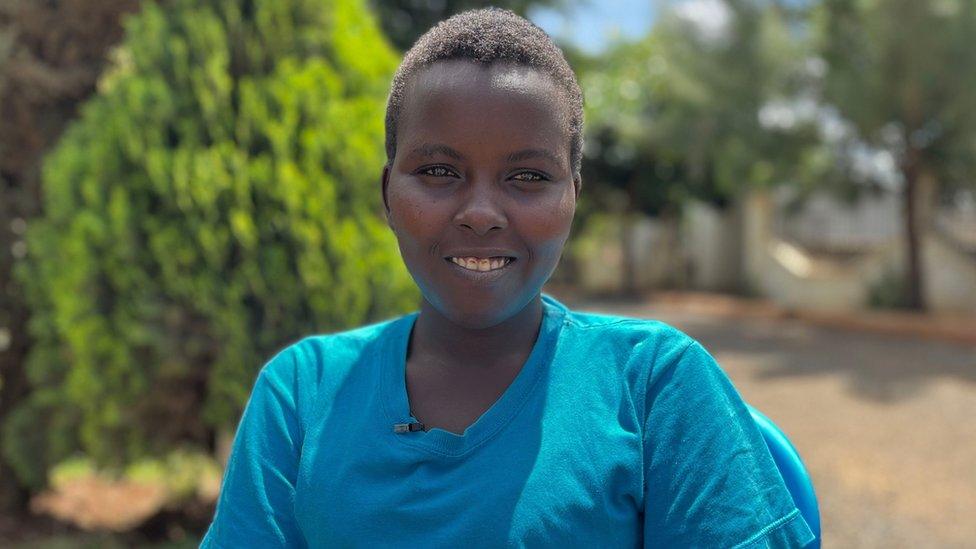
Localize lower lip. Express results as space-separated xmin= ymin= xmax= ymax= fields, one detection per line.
xmin=444 ymin=258 xmax=516 ymax=283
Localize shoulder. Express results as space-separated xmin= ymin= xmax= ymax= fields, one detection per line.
xmin=254 ymin=313 xmax=412 ymax=422
xmin=261 ymin=314 xmax=406 ymax=379
xmin=559 ymin=306 xmax=701 ymax=372
xmin=548 ymin=298 xmax=713 ymax=412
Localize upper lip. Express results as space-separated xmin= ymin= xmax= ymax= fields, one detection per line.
xmin=443 ymin=248 xmax=519 ymax=259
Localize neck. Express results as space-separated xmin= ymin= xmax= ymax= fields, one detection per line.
xmin=409 ymin=294 xmax=544 ymax=370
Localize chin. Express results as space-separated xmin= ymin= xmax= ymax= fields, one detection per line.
xmin=442 ymin=285 xmax=548 ymax=330
xmin=405 ymin=257 xmax=549 ymax=328
xmin=427 ymin=293 xmax=513 ymax=329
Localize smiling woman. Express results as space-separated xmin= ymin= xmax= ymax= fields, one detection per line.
xmin=384 ymin=59 xmax=577 ymax=331
xmin=202 ymin=8 xmax=815 ymax=549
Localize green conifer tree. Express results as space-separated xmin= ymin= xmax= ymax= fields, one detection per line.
xmin=4 ymin=0 xmax=417 ymax=488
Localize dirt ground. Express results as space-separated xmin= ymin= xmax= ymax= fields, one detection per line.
xmin=568 ymin=293 xmax=976 ymax=549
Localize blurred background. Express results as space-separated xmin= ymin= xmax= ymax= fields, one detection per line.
xmin=1 ymin=0 xmax=974 ymax=546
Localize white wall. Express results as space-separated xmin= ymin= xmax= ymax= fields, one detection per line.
xmin=683 ymin=200 xmax=742 ymax=291
xmin=744 ymin=190 xmax=976 ymax=314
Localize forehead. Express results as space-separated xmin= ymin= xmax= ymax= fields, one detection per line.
xmin=398 ymin=60 xmax=572 ymax=164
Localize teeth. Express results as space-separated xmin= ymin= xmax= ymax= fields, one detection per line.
xmin=450 ymin=257 xmax=512 ymax=272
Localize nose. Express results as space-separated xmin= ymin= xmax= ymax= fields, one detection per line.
xmin=453 ymin=180 xmax=508 ymax=236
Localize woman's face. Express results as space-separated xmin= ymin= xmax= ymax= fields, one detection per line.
xmin=383 ymin=59 xmax=579 ymax=329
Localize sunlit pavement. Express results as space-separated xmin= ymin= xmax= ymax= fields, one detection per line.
xmin=567 ymin=295 xmax=976 ymax=549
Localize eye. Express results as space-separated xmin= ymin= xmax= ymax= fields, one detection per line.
xmin=417 ymin=165 xmax=459 ymax=178
xmin=511 ymin=171 xmax=550 ymax=183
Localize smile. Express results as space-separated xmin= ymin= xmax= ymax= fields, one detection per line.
xmin=447 ymin=256 xmax=514 ymax=272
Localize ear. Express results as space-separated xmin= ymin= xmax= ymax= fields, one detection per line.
xmin=381 ymin=165 xmax=393 ymax=229
xmin=573 ymin=174 xmax=582 ymax=201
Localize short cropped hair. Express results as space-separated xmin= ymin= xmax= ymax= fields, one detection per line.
xmin=384 ymin=7 xmax=584 ymax=179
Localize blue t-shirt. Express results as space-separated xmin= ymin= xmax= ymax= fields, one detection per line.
xmin=202 ymin=294 xmax=814 ymax=548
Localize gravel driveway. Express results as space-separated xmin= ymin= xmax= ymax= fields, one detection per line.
xmin=570 ymin=297 xmax=976 ymax=549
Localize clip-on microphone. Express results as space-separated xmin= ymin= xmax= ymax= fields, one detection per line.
xmin=393 ymin=422 xmax=426 ymax=433
xmin=394 ymin=408 xmax=426 ymax=433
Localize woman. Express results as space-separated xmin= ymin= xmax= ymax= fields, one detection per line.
xmin=202 ymin=8 xmax=814 ymax=548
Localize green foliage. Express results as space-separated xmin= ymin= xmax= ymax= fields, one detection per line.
xmin=4 ymin=0 xmax=418 ymax=489
xmin=124 ymin=448 xmax=222 ymax=503
xmin=1 ymin=0 xmax=142 ymax=511
xmin=867 ymin=268 xmax=912 ymax=310
xmin=45 ymin=448 xmax=221 ymax=503
xmin=579 ymin=1 xmax=821 ymax=217
xmin=576 ymin=38 xmax=689 ymax=218
xmin=816 ymin=0 xmax=976 ymax=194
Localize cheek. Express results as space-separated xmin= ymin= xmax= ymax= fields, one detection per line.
xmin=524 ymin=189 xmax=576 ymax=260
xmin=388 ymin=185 xmax=433 ymax=242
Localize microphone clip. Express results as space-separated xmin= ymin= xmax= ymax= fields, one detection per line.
xmin=393 ymin=422 xmax=426 ymax=433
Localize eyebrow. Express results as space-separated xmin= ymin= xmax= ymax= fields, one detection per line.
xmin=408 ymin=143 xmax=465 ymax=161
xmin=407 ymin=144 xmax=562 ymax=166
xmin=506 ymin=148 xmax=561 ymax=165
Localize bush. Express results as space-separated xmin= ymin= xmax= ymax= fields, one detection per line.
xmin=867 ymin=267 xmax=912 ymax=310
xmin=4 ymin=0 xmax=418 ymax=489
xmin=30 ymin=450 xmax=221 ymax=531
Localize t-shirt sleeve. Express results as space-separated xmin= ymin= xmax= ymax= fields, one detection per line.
xmin=201 ymin=344 xmax=307 ymax=548
xmin=642 ymin=339 xmax=815 ymax=548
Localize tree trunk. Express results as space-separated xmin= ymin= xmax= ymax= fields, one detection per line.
xmin=620 ymin=209 xmax=637 ymax=296
xmin=901 ymin=147 xmax=936 ymax=311
xmin=620 ymin=172 xmax=644 ymax=297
